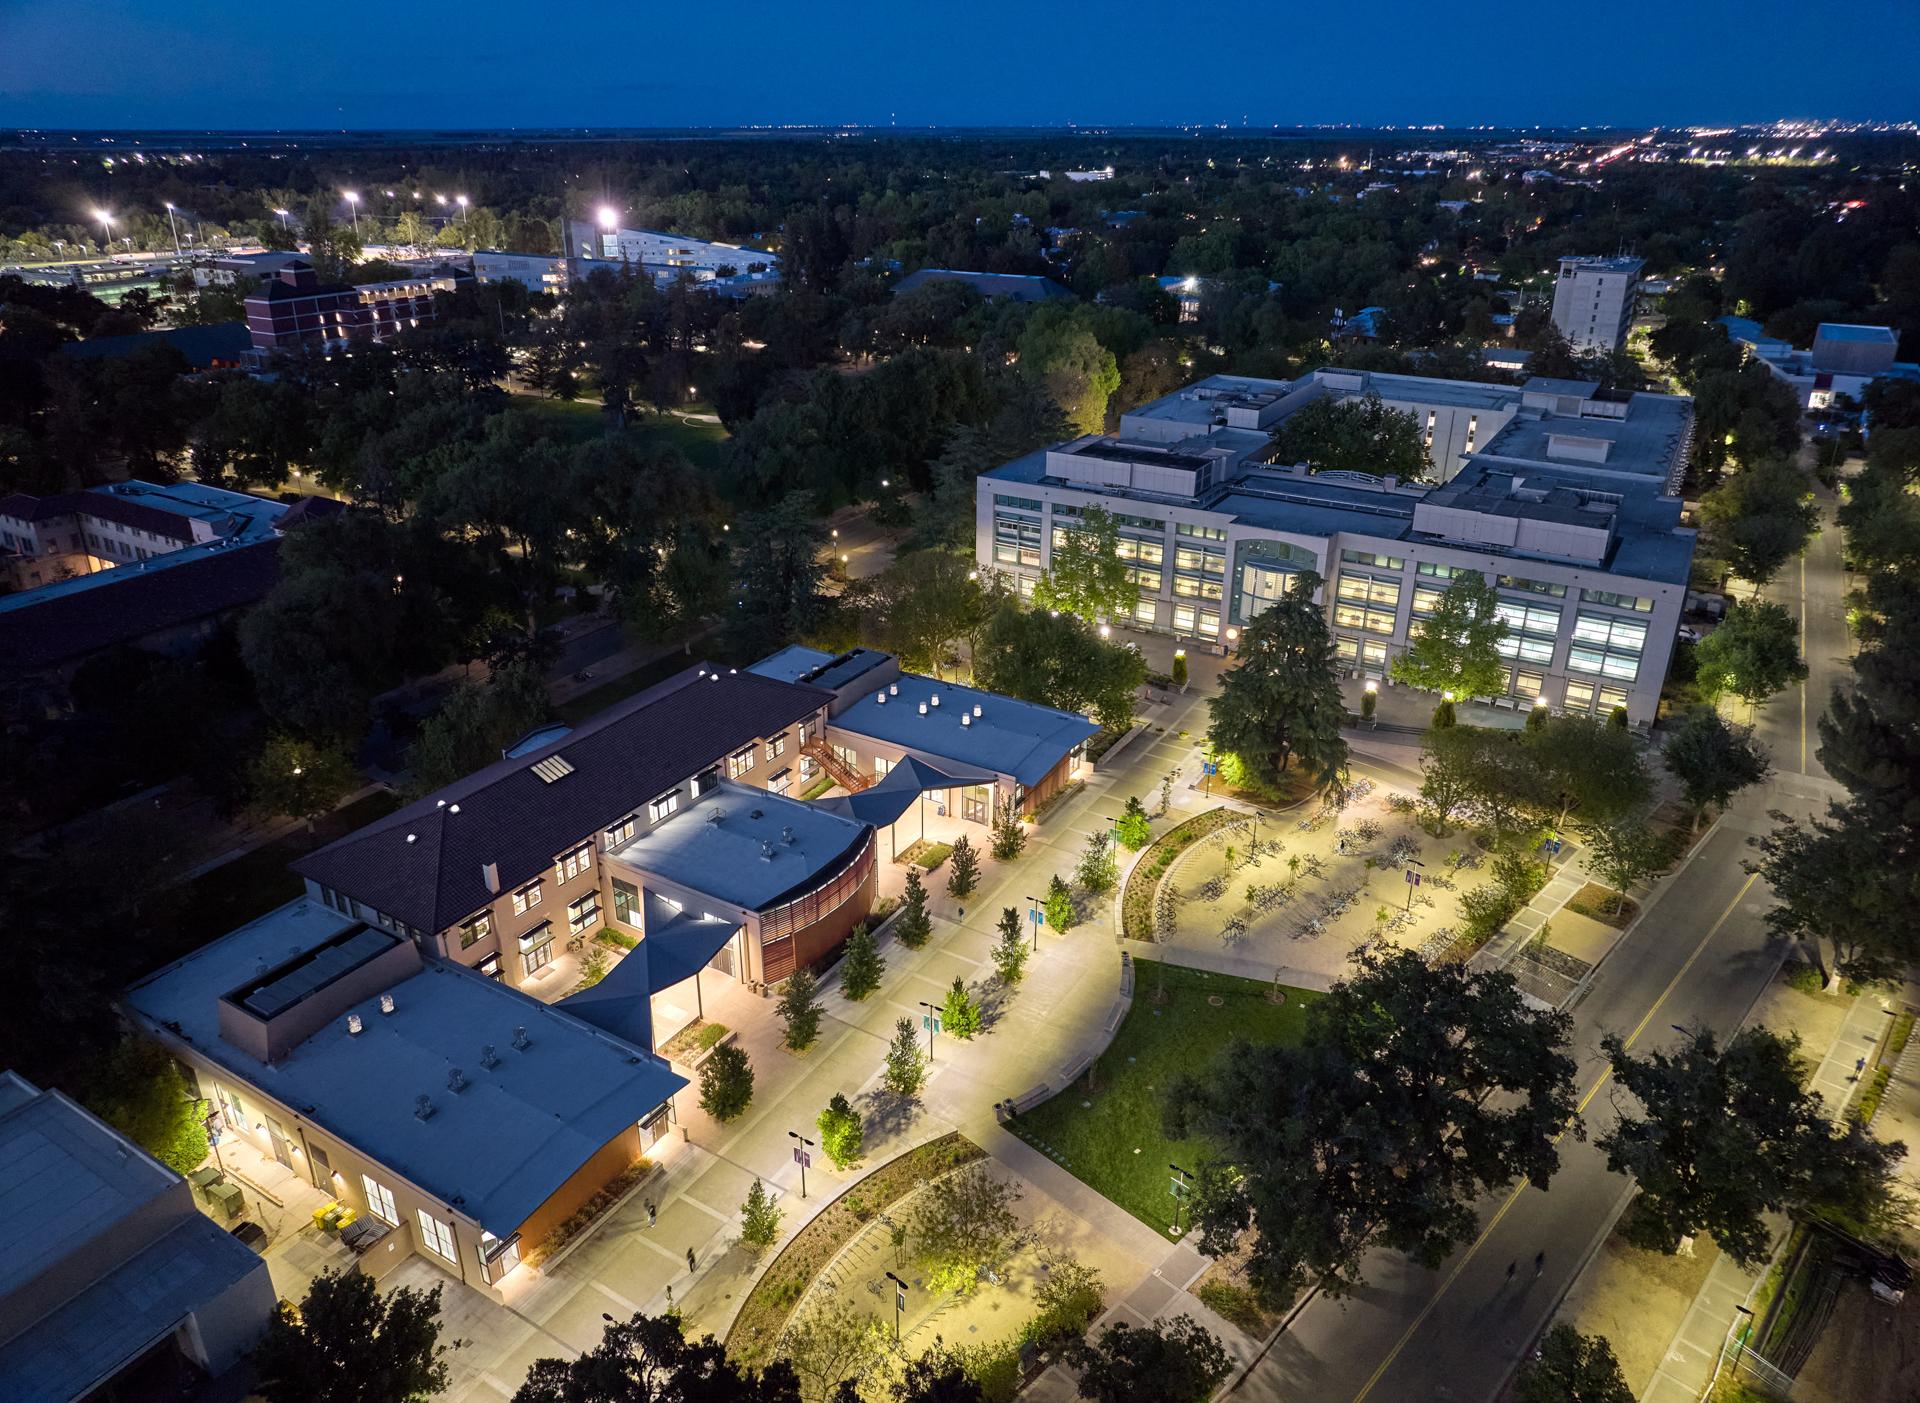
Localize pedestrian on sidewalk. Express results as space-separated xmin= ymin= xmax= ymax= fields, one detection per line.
xmin=1533 ymin=1251 xmax=1546 ymax=1279
xmin=687 ymin=1247 xmax=697 ymax=1275
xmin=645 ymin=1199 xmax=657 ymax=1228
xmin=1505 ymin=1261 xmax=1516 ymax=1283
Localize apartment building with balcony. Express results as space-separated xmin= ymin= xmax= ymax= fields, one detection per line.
xmin=976 ymin=370 xmax=1696 ymax=725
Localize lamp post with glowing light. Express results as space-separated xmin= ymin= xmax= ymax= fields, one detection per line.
xmin=274 ymin=207 xmax=290 ymax=233
xmin=163 ymin=202 xmax=181 ymax=256
xmin=1361 ymin=677 xmax=1379 ymax=729
xmin=343 ymin=191 xmax=360 ymax=236
xmin=456 ymin=195 xmax=469 ymax=234
xmin=92 ymin=208 xmax=113 ymax=254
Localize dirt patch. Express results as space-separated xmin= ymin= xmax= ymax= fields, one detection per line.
xmin=1556 ymin=1218 xmax=1720 ymax=1395
xmin=1565 ymin=883 xmax=1640 ymax=929
xmin=1795 ymin=1278 xmax=1920 ymax=1403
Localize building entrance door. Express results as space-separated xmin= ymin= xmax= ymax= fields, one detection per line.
xmin=962 ymin=785 xmax=991 ymax=825
xmin=264 ymin=1116 xmax=293 ymax=1170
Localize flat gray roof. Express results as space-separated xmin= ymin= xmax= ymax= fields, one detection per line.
xmin=833 ymin=673 xmax=1100 ymax=788
xmin=0 ymin=1215 xmax=265 ymax=1401
xmin=610 ymin=780 xmax=870 ymax=912
xmin=125 ymin=901 xmax=685 ymax=1237
xmin=1479 ymin=393 xmax=1690 ymax=481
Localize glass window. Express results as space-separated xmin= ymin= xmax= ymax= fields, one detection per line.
xmin=1411 ymin=585 xmax=1445 ymax=615
xmin=1341 ymin=549 xmax=1405 ymax=570
xmin=1335 ymin=636 xmax=1360 ymax=662
xmin=1128 ymin=566 xmax=1163 ymax=592
xmin=458 ymin=912 xmax=492 ymax=949
xmin=993 ymin=494 xmax=1042 ymax=513
xmin=1133 ymin=598 xmax=1158 ymax=624
xmin=605 ymin=814 xmax=636 ymax=847
xmin=1172 ymin=575 xmax=1224 ymax=600
xmin=1197 ymin=610 xmax=1220 ymax=638
xmin=1334 ymin=604 xmax=1396 ymax=635
xmin=1173 ymin=604 xmax=1197 ymax=633
xmin=1498 ymin=575 xmax=1568 ymax=598
xmin=1497 ymin=634 xmax=1558 ymax=664
xmin=513 ymin=881 xmax=542 ymax=914
xmin=568 ymin=893 xmax=601 ymax=935
xmin=1564 ymin=680 xmax=1597 ymax=712
xmin=768 ymin=768 xmax=792 ymax=796
xmin=362 ymin=1175 xmax=397 ymax=1224
xmin=612 ymin=878 xmax=640 ymax=927
xmin=766 ymin=733 xmax=787 ymax=762
xmin=1582 ymin=588 xmax=1653 ymax=613
xmin=1175 ymin=522 xmax=1227 ymax=541
xmin=1572 ymin=612 xmax=1648 ymax=653
xmin=1495 ymin=601 xmax=1562 ymax=636
xmin=417 ymin=1210 xmax=458 ymax=1261
xmin=1598 ymin=686 xmax=1629 ymax=711
xmin=648 ymin=791 xmax=680 ymax=823
xmin=1337 ymin=573 xmax=1402 ymax=608
xmin=727 ymin=747 xmax=755 ymax=779
xmin=557 ymin=846 xmax=592 ymax=881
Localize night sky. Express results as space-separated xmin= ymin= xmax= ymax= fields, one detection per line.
xmin=1 ymin=0 xmax=1911 ymax=130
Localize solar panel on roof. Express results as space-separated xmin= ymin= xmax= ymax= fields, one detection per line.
xmin=532 ymin=756 xmax=575 ymax=783
xmin=241 ymin=927 xmax=394 ymax=1017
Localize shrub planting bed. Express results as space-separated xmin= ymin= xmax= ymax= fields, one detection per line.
xmin=1120 ymin=807 xmax=1240 ymax=940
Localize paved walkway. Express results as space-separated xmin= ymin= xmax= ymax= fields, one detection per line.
xmin=1638 ymin=992 xmax=1892 ymax=1403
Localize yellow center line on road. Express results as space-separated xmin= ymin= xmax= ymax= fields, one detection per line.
xmin=1348 ymin=872 xmax=1760 ymax=1403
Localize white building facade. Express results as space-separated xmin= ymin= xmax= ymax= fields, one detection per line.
xmin=976 ymin=371 xmax=1697 ymax=725
xmin=1550 ymin=255 xmax=1645 ymax=354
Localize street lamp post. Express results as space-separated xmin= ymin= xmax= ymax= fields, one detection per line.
xmin=884 ymin=1271 xmax=909 ymax=1344
xmin=164 ymin=202 xmax=181 ymax=257
xmin=1403 ymin=857 xmax=1426 ymax=911
xmin=457 ymin=194 xmax=469 ymax=234
xmin=917 ymin=1000 xmax=940 ymax=1062
xmin=788 ymin=1130 xmax=814 ymax=1199
xmin=343 ymin=191 xmax=360 ymax=236
xmin=274 ymin=208 xmax=290 ymax=233
xmin=1169 ymin=1162 xmax=1195 ymax=1236
xmin=1026 ymin=895 xmax=1041 ymax=952
xmin=92 ymin=208 xmax=112 ymax=254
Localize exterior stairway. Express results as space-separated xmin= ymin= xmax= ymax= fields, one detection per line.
xmin=802 ymin=737 xmax=871 ymax=793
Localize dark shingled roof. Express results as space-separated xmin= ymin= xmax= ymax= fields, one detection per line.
xmin=0 ymin=538 xmax=281 ymax=671
xmin=294 ymin=666 xmax=832 ymax=934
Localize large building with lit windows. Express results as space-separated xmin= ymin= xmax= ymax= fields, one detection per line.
xmin=976 ymin=370 xmax=1697 ymax=725
xmin=1549 ymin=255 xmax=1645 ymax=354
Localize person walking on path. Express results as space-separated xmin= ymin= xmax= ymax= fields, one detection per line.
xmin=645 ymin=1200 xmax=657 ymax=1228
xmin=1505 ymin=1261 xmax=1517 ymax=1284
xmin=1533 ymin=1251 xmax=1546 ymax=1279
xmin=687 ymin=1247 xmax=697 ymax=1275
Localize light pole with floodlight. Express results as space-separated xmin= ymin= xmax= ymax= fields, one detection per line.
xmin=92 ymin=208 xmax=112 ymax=254
xmin=787 ymin=1130 xmax=814 ymax=1199
xmin=343 ymin=191 xmax=360 ymax=236
xmin=163 ymin=202 xmax=181 ymax=256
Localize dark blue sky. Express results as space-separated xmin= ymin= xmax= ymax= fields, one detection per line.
xmin=1 ymin=0 xmax=1912 ymax=130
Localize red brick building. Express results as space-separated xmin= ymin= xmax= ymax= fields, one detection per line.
xmin=243 ymin=261 xmax=453 ymax=355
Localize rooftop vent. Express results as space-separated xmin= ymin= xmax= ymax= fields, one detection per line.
xmin=437 ymin=799 xmax=448 ymax=808
xmin=480 ymin=1043 xmax=498 ymax=1069
xmin=531 ymin=755 xmax=574 ymax=784
xmin=482 ymin=862 xmax=500 ymax=894
xmin=760 ymin=841 xmax=774 ymax=861
xmin=749 ymin=808 xmax=764 ymax=820
xmin=449 ymin=803 xmax=461 ymax=814
xmin=876 ymin=692 xmax=886 ymax=705
xmin=346 ymin=1013 xmax=364 ymax=1035
xmin=380 ymin=993 xmax=396 ymax=1015
xmin=512 ymin=1026 xmax=531 ymax=1051
xmin=414 ymin=1094 xmax=436 ymax=1122
xmin=961 ymin=714 xmax=972 ymax=726
xmin=781 ymin=825 xmax=795 ymax=845
xmin=919 ymin=702 xmax=928 ymax=715
xmin=889 ymin=683 xmax=899 ymax=696
xmin=447 ymin=1067 xmax=467 ymax=1093
xmin=973 ymin=704 xmax=982 ymax=717
xmin=930 ymin=694 xmax=940 ymax=707
xmin=406 ymin=834 xmax=417 ymax=844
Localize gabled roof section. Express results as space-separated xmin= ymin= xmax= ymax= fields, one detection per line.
xmin=294 ymin=664 xmax=830 ymax=933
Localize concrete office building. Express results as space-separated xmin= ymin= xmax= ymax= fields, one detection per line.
xmin=1550 ymin=255 xmax=1645 ymax=354
xmin=0 ymin=479 xmax=286 ymax=593
xmin=567 ymin=222 xmax=778 ymax=282
xmin=0 ymin=1071 xmax=275 ymax=1400
xmin=1717 ymin=316 xmax=1918 ymax=411
xmin=472 ymin=249 xmax=571 ymax=296
xmin=976 ymin=370 xmax=1697 ymax=725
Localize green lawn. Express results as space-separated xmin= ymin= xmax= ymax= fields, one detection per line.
xmin=508 ymin=393 xmax=730 ymax=473
xmin=1010 ymin=963 xmax=1315 ymax=1237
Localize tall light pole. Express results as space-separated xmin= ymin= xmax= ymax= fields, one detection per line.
xmin=163 ymin=202 xmax=181 ymax=256
xmin=787 ymin=1130 xmax=814 ymax=1199
xmin=884 ymin=1271 xmax=908 ymax=1344
xmin=343 ymin=190 xmax=360 ymax=236
xmin=1026 ymin=895 xmax=1041 ymax=952
xmin=917 ymin=1000 xmax=940 ymax=1063
xmin=456 ymin=194 xmax=469 ymax=234
xmin=91 ymin=208 xmax=112 ymax=254
xmin=274 ymin=207 xmax=290 ymax=233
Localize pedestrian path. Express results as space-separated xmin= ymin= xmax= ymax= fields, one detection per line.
xmin=1638 ymin=990 xmax=1892 ymax=1402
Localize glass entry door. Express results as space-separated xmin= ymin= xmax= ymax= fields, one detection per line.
xmin=962 ymin=785 xmax=991 ymax=825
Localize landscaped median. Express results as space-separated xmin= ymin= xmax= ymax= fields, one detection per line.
xmin=1118 ymin=806 xmax=1243 ymax=940
xmin=727 ymin=1132 xmax=984 ymax=1369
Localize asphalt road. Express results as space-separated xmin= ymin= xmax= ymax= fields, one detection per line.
xmin=1231 ymin=511 xmax=1857 ymax=1403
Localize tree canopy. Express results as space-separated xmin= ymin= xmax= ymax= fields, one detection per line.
xmin=1389 ymin=571 xmax=1507 ymax=700
xmin=1168 ymin=947 xmax=1577 ymax=1297
xmin=1694 ymin=600 xmax=1808 ymax=710
xmin=974 ymin=606 xmax=1145 ymax=730
xmin=1269 ymin=392 xmax=1429 ymax=480
xmin=1208 ymin=572 xmax=1349 ymax=794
